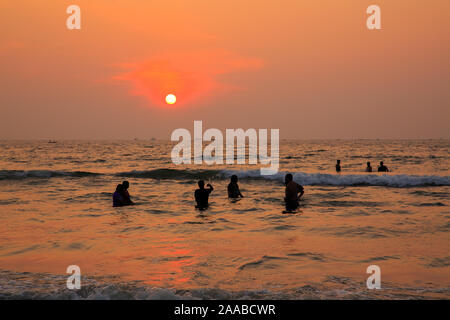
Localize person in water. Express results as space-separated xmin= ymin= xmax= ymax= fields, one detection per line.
xmin=284 ymin=173 xmax=304 ymax=211
xmin=121 ymin=180 xmax=133 ymax=205
xmin=195 ymin=180 xmax=214 ymax=209
xmin=366 ymin=161 xmax=373 ymax=172
xmin=228 ymin=175 xmax=244 ymax=198
xmin=378 ymin=161 xmax=389 ymax=172
xmin=335 ymin=160 xmax=341 ymax=173
xmin=113 ymin=184 xmax=125 ymax=207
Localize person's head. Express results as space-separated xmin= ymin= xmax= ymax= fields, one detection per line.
xmin=337 ymin=160 xmax=341 ymax=164
xmin=380 ymin=161 xmax=384 ymax=166
xmin=198 ymin=180 xmax=205 ymax=189
xmin=122 ymin=181 xmax=129 ymax=189
xmin=285 ymin=173 xmax=293 ymax=184
xmin=116 ymin=184 xmax=123 ymax=192
xmin=231 ymin=175 xmax=238 ymax=183
xmin=367 ymin=162 xmax=371 ymax=166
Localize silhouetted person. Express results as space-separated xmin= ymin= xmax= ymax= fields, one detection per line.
xmin=113 ymin=184 xmax=125 ymax=207
xmin=284 ymin=173 xmax=304 ymax=211
xmin=366 ymin=162 xmax=372 ymax=172
xmin=228 ymin=175 xmax=243 ymax=198
xmin=378 ymin=161 xmax=389 ymax=172
xmin=335 ymin=160 xmax=341 ymax=173
xmin=195 ymin=180 xmax=214 ymax=209
xmin=121 ymin=180 xmax=133 ymax=205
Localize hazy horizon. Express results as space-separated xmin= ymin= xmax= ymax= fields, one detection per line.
xmin=1 ymin=137 xmax=450 ymax=141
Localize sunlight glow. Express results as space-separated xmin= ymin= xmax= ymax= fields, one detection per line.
xmin=165 ymin=94 xmax=176 ymax=104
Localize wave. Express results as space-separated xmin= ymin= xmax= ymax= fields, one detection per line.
xmin=221 ymin=170 xmax=450 ymax=187
xmin=1 ymin=168 xmax=449 ymax=187
xmin=115 ymin=168 xmax=450 ymax=187
xmin=0 ymin=168 xmax=223 ymax=181
xmin=0 ymin=170 xmax=101 ymax=180
xmin=116 ymin=168 xmax=221 ymax=180
xmin=118 ymin=168 xmax=450 ymax=187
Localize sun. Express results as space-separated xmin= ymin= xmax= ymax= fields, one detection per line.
xmin=165 ymin=93 xmax=176 ymax=105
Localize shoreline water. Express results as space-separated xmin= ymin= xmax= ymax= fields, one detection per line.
xmin=1 ymin=270 xmax=448 ymax=300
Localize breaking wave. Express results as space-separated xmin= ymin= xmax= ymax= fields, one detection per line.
xmin=221 ymin=170 xmax=450 ymax=187
xmin=115 ymin=169 xmax=450 ymax=187
xmin=0 ymin=168 xmax=448 ymax=187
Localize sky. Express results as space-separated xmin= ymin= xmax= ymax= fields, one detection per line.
xmin=0 ymin=0 xmax=449 ymax=139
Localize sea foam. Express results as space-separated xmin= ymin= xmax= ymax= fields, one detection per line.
xmin=220 ymin=169 xmax=450 ymax=187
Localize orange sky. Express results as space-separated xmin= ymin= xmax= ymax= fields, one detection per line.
xmin=0 ymin=0 xmax=449 ymax=139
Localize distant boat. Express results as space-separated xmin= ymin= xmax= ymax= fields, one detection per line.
xmin=48 ymin=140 xmax=57 ymax=144
xmin=150 ymin=137 xmax=156 ymax=141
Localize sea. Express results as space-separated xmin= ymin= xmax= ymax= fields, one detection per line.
xmin=0 ymin=139 xmax=448 ymax=299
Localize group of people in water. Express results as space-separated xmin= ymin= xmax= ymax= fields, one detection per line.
xmin=192 ymin=173 xmax=305 ymax=212
xmin=335 ymin=160 xmax=389 ymax=173
xmin=194 ymin=174 xmax=245 ymax=210
xmin=112 ymin=181 xmax=134 ymax=207
xmin=113 ymin=160 xmax=391 ymax=211
xmin=112 ymin=174 xmax=304 ymax=212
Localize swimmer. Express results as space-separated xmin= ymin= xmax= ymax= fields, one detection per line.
xmin=284 ymin=173 xmax=304 ymax=211
xmin=378 ymin=161 xmax=389 ymax=172
xmin=336 ymin=160 xmax=341 ymax=173
xmin=195 ymin=180 xmax=214 ymax=210
xmin=227 ymin=175 xmax=244 ymax=198
xmin=121 ymin=180 xmax=134 ymax=205
xmin=113 ymin=184 xmax=124 ymax=207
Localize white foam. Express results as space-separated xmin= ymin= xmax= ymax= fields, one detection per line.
xmin=220 ymin=170 xmax=450 ymax=187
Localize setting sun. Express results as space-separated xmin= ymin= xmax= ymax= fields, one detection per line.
xmin=165 ymin=94 xmax=176 ymax=105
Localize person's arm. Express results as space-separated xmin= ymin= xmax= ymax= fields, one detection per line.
xmin=238 ymin=186 xmax=244 ymax=198
xmin=297 ymin=185 xmax=304 ymax=199
xmin=207 ymin=184 xmax=214 ymax=193
xmin=126 ymin=191 xmax=134 ymax=204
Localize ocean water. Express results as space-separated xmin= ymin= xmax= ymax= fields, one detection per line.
xmin=0 ymin=139 xmax=449 ymax=299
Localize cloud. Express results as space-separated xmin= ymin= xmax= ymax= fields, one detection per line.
xmin=113 ymin=50 xmax=263 ymax=108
